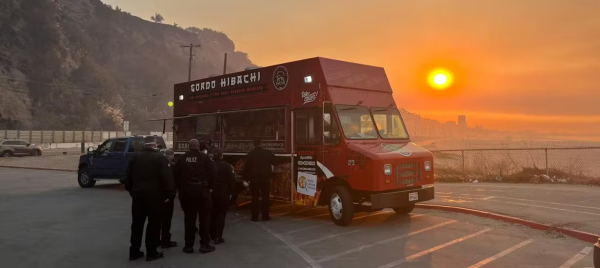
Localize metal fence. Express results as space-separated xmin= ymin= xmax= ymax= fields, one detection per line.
xmin=432 ymin=147 xmax=600 ymax=184
xmin=0 ymin=130 xmax=140 ymax=144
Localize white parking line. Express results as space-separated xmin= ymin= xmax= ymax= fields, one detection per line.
xmin=254 ymin=222 xmax=322 ymax=268
xmin=297 ymin=230 xmax=363 ymax=247
xmin=558 ymin=247 xmax=593 ymax=268
xmin=282 ymin=210 xmax=393 ymax=235
xmin=316 ymin=220 xmax=457 ymax=263
xmin=467 ymin=239 xmax=533 ymax=268
xmin=486 ymin=199 xmax=600 ymax=217
xmin=296 ymin=214 xmax=425 ymax=247
xmin=377 ymin=228 xmax=492 ymax=268
xmin=493 ymin=196 xmax=600 ymax=210
xmin=272 ymin=208 xmax=312 ymax=217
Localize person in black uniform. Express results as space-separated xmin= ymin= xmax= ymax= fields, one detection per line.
xmin=175 ymin=139 xmax=216 ymax=254
xmin=244 ymin=138 xmax=276 ymax=222
xmin=210 ymin=148 xmax=235 ymax=244
xmin=124 ymin=138 xmax=175 ymax=261
xmin=160 ymin=149 xmax=177 ymax=249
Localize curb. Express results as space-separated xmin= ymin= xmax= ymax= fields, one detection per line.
xmin=0 ymin=165 xmax=77 ymax=173
xmin=415 ymin=204 xmax=600 ymax=244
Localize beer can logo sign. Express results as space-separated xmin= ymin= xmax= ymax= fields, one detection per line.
xmin=273 ymin=66 xmax=289 ymax=90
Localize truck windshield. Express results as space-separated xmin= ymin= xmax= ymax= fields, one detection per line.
xmin=371 ymin=107 xmax=409 ymax=139
xmin=335 ymin=105 xmax=378 ymax=140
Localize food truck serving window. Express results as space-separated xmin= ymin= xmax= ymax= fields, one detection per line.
xmin=335 ymin=105 xmax=378 ymax=140
xmin=223 ymin=108 xmax=286 ymax=153
xmin=371 ymin=107 xmax=409 ymax=139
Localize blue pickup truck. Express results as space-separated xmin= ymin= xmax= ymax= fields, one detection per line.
xmin=77 ymin=135 xmax=167 ymax=188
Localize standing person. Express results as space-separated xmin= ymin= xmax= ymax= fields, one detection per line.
xmin=175 ymin=139 xmax=216 ymax=254
xmin=244 ymin=139 xmax=276 ymax=222
xmin=124 ymin=138 xmax=175 ymax=262
xmin=160 ymin=149 xmax=177 ymax=249
xmin=210 ymin=148 xmax=235 ymax=244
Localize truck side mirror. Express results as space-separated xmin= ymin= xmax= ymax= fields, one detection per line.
xmin=324 ymin=131 xmax=331 ymax=139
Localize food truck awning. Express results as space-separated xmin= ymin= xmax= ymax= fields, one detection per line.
xmin=140 ymin=115 xmax=195 ymax=122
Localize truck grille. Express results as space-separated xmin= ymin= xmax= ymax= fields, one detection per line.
xmin=396 ymin=162 xmax=420 ymax=186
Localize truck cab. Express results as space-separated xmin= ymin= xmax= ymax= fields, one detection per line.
xmin=77 ymin=135 xmax=166 ymax=188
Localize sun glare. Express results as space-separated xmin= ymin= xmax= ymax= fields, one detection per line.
xmin=428 ymin=68 xmax=454 ymax=90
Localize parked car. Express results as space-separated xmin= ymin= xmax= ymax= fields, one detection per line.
xmin=0 ymin=139 xmax=43 ymax=157
xmin=77 ymin=135 xmax=167 ymax=188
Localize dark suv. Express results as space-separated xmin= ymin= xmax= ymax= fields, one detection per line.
xmin=0 ymin=139 xmax=43 ymax=157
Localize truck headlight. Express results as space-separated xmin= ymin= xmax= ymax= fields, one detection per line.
xmin=384 ymin=164 xmax=392 ymax=175
xmin=424 ymin=161 xmax=432 ymax=172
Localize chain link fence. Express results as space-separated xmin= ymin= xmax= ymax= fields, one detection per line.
xmin=432 ymin=147 xmax=600 ymax=185
xmin=1 ymin=130 xmax=175 ymax=144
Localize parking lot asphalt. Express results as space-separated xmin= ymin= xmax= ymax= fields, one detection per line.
xmin=0 ymin=168 xmax=595 ymax=268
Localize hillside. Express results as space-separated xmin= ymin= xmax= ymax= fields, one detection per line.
xmin=0 ymin=0 xmax=254 ymax=131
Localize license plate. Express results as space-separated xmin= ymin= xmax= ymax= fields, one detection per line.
xmin=409 ymin=192 xmax=418 ymax=201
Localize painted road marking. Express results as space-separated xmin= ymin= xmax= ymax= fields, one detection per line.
xmin=227 ymin=217 xmax=248 ymax=224
xmin=486 ymin=199 xmax=600 ymax=217
xmin=436 ymin=195 xmax=600 ymax=216
xmin=295 ymin=214 xmax=425 ymax=247
xmin=558 ymin=246 xmax=593 ymax=268
xmin=297 ymin=230 xmax=363 ymax=247
xmin=440 ymin=184 xmax=596 ymax=193
xmin=316 ymin=220 xmax=457 ymax=263
xmin=494 ymin=196 xmax=600 ymax=210
xmin=377 ymin=228 xmax=492 ymax=268
xmin=480 ymin=196 xmax=496 ymax=200
xmin=293 ymin=213 xmax=330 ymax=221
xmin=467 ymin=239 xmax=534 ymax=268
xmin=254 ymin=222 xmax=322 ymax=268
xmin=282 ymin=210 xmax=392 ymax=235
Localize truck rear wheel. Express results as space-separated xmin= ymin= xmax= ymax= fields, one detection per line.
xmin=78 ymin=167 xmax=96 ymax=188
xmin=393 ymin=203 xmax=415 ymax=214
xmin=328 ymin=186 xmax=354 ymax=226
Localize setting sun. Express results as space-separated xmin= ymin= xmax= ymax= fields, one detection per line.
xmin=428 ymin=68 xmax=454 ymax=90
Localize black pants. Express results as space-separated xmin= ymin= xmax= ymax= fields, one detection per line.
xmin=160 ymin=197 xmax=174 ymax=245
xmin=181 ymin=187 xmax=212 ymax=248
xmin=251 ymin=181 xmax=270 ymax=220
xmin=210 ymin=186 xmax=230 ymax=240
xmin=130 ymin=192 xmax=161 ymax=255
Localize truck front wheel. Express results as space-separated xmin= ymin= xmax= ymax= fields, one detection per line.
xmin=393 ymin=203 xmax=415 ymax=214
xmin=78 ymin=167 xmax=96 ymax=188
xmin=328 ymin=186 xmax=354 ymax=226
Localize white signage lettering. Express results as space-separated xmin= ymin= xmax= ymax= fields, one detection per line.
xmin=190 ymin=71 xmax=262 ymax=92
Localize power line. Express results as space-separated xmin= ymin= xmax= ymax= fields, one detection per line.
xmin=0 ymin=76 xmax=171 ymax=99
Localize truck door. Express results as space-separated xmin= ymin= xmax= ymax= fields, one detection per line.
xmin=322 ymin=102 xmax=344 ymax=179
xmin=105 ymin=138 xmax=128 ymax=178
xmin=91 ymin=139 xmax=114 ymax=178
xmin=293 ymin=107 xmax=324 ymax=206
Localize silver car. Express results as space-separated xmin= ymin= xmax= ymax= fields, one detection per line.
xmin=0 ymin=139 xmax=43 ymax=157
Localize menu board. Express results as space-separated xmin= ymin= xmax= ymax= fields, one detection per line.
xmin=295 ymin=147 xmax=317 ymax=196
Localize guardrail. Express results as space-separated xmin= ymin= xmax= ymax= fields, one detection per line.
xmin=431 ymin=147 xmax=600 ymax=185
xmin=1 ymin=130 xmax=175 ymax=144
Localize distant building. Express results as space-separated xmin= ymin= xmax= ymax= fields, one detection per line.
xmin=458 ymin=115 xmax=467 ymax=128
xmin=445 ymin=121 xmax=456 ymax=126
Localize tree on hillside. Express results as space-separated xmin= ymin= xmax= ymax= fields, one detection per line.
xmin=115 ymin=6 xmax=121 ymax=12
xmin=173 ymin=22 xmax=180 ymax=28
xmin=150 ymin=13 xmax=165 ymax=23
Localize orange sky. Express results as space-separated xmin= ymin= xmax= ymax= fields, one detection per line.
xmin=102 ymin=0 xmax=600 ymax=139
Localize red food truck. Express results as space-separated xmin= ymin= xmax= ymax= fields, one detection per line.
xmin=171 ymin=57 xmax=434 ymax=226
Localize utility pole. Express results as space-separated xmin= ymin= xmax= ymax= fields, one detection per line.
xmin=180 ymin=43 xmax=201 ymax=81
